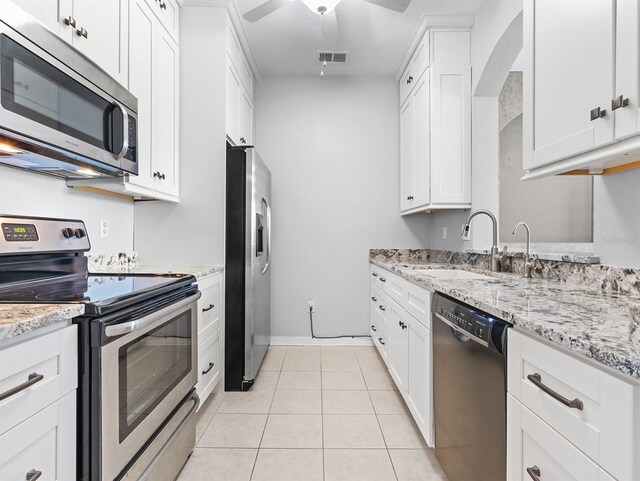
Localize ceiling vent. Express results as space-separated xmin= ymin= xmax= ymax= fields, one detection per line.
xmin=318 ymin=51 xmax=350 ymax=64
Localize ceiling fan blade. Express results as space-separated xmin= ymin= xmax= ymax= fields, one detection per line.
xmin=243 ymin=0 xmax=293 ymax=22
xmin=360 ymin=0 xmax=411 ymax=13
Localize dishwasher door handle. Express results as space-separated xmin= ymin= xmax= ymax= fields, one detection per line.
xmin=527 ymin=373 xmax=584 ymax=411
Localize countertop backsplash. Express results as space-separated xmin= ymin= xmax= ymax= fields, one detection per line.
xmin=87 ymin=252 xmax=138 ymax=272
xmin=370 ymin=248 xmax=640 ymax=297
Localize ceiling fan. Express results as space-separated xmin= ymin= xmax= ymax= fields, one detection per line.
xmin=243 ymin=0 xmax=412 ymax=23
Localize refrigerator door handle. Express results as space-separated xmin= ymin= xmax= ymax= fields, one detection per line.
xmin=261 ymin=197 xmax=271 ymax=275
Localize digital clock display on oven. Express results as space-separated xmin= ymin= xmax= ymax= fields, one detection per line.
xmin=2 ymin=223 xmax=39 ymax=242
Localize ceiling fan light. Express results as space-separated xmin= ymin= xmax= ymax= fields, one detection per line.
xmin=301 ymin=0 xmax=341 ymax=14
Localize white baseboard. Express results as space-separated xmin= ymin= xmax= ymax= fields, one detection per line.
xmin=270 ymin=336 xmax=373 ymax=346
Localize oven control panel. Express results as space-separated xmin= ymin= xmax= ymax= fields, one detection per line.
xmin=0 ymin=215 xmax=90 ymax=255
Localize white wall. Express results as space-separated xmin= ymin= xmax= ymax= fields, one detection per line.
xmin=256 ymin=76 xmax=430 ymax=338
xmin=0 ymin=167 xmax=134 ymax=252
xmin=134 ymin=7 xmax=228 ymax=266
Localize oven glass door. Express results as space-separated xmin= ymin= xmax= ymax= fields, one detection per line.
xmin=0 ymin=33 xmax=136 ymax=168
xmin=118 ymin=310 xmax=192 ymax=442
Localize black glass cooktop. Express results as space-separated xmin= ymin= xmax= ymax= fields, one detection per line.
xmin=0 ymin=273 xmax=195 ymax=316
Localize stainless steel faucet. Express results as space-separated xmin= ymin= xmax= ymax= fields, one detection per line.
xmin=461 ymin=209 xmax=507 ymax=272
xmin=512 ymin=222 xmax=534 ymax=278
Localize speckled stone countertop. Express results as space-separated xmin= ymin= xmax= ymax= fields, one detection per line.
xmin=370 ymin=254 xmax=640 ymax=382
xmin=122 ymin=265 xmax=223 ymax=280
xmin=0 ymin=304 xmax=85 ymax=342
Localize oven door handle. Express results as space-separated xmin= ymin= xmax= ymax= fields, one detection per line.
xmin=136 ymin=391 xmax=200 ymax=481
xmin=104 ymin=293 xmax=201 ymax=338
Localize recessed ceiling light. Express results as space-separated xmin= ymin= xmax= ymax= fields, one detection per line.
xmin=301 ymin=0 xmax=341 ymax=14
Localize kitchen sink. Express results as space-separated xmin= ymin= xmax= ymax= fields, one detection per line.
xmin=416 ymin=269 xmax=495 ymax=281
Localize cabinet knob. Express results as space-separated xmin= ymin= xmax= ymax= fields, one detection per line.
xmin=153 ymin=171 xmax=159 ymax=178
xmin=63 ymin=16 xmax=76 ymax=27
xmin=160 ymin=1 xmax=167 ymax=9
xmin=379 ymin=277 xmax=386 ymax=282
xmin=160 ymin=172 xmax=166 ymax=180
xmin=612 ymin=95 xmax=630 ymax=111
xmin=240 ymin=137 xmax=246 ymax=144
xmin=371 ymin=325 xmax=377 ymax=332
xmin=26 ymin=470 xmax=42 ymax=481
xmin=407 ymin=195 xmax=414 ymax=201
xmin=406 ymin=75 xmax=413 ymax=84
xmin=378 ymin=305 xmax=386 ymax=311
xmin=378 ymin=337 xmax=385 ymax=345
xmin=590 ymin=106 xmax=606 ymax=121
xmin=371 ymin=296 xmax=377 ymax=302
xmin=76 ymin=27 xmax=88 ymax=38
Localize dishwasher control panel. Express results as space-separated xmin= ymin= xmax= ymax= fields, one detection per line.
xmin=432 ymin=293 xmax=508 ymax=353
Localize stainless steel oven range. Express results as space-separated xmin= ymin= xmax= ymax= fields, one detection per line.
xmin=0 ymin=214 xmax=200 ymax=481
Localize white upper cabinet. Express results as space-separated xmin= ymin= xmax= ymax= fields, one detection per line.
xmin=524 ymin=0 xmax=640 ymax=178
xmin=143 ymin=0 xmax=179 ymax=43
xmin=399 ymin=29 xmax=471 ymax=215
xmin=226 ymin=15 xmax=255 ymax=147
xmin=10 ymin=0 xmax=128 ymax=85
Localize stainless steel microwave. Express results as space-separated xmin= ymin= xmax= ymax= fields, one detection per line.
xmin=0 ymin=1 xmax=138 ymax=179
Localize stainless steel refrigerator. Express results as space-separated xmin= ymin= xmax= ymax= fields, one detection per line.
xmin=225 ymin=145 xmax=271 ymax=391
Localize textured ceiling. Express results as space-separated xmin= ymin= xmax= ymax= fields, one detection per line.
xmin=235 ymin=0 xmax=486 ymax=77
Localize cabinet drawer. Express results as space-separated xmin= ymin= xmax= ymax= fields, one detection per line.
xmin=405 ymin=281 xmax=431 ymax=328
xmin=198 ymin=273 xmax=222 ymax=343
xmin=507 ymin=395 xmax=615 ymax=481
xmin=370 ymin=307 xmax=388 ymax=360
xmin=508 ymin=330 xmax=638 ymax=480
xmin=0 ymin=326 xmax=77 ymax=435
xmin=370 ymin=264 xmax=390 ymax=291
xmin=370 ymin=285 xmax=390 ymax=321
xmin=145 ymin=0 xmax=179 ymax=42
xmin=0 ymin=390 xmax=76 ymax=481
xmin=196 ymin=328 xmax=222 ymax=406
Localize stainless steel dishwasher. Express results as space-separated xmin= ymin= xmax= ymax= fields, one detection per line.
xmin=432 ymin=293 xmax=509 ymax=481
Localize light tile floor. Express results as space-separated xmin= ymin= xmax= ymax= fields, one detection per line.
xmin=178 ymin=346 xmax=448 ymax=481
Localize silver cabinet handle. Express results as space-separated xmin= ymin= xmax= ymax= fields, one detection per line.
xmin=526 ymin=465 xmax=541 ymax=481
xmin=76 ymin=27 xmax=88 ymax=38
xmin=0 ymin=373 xmax=44 ymax=401
xmin=527 ymin=373 xmax=584 ymax=410
xmin=202 ymin=304 xmax=215 ymax=312
xmin=612 ymin=95 xmax=630 ymax=111
xmin=26 ymin=470 xmax=42 ymax=481
xmin=590 ymin=106 xmax=606 ymax=121
xmin=63 ymin=16 xmax=76 ymax=27
xmin=105 ymin=294 xmax=201 ymax=337
xmin=202 ymin=362 xmax=215 ymax=375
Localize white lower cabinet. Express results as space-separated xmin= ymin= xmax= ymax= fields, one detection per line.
xmin=369 ymin=265 xmax=433 ymax=447
xmin=195 ymin=272 xmax=224 ymax=407
xmin=0 ymin=325 xmax=78 ymax=481
xmin=0 ymin=391 xmax=76 ymax=481
xmin=508 ymin=329 xmax=640 ymax=480
xmin=507 ymin=395 xmax=615 ymax=481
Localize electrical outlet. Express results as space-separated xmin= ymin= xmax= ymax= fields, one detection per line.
xmin=442 ymin=227 xmax=447 ymax=240
xmin=100 ymin=219 xmax=109 ymax=238
xmin=307 ymin=299 xmax=315 ymax=312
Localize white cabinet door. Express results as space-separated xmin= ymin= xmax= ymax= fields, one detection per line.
xmin=0 ymin=391 xmax=76 ymax=481
xmin=400 ymin=98 xmax=414 ymax=211
xmin=507 ymin=395 xmax=615 ymax=481
xmin=430 ymin=63 xmax=471 ymax=205
xmin=10 ymin=0 xmax=65 ymax=34
xmin=614 ymin=0 xmax=640 ymax=140
xmin=526 ymin=0 xmax=615 ymax=169
xmin=406 ymin=314 xmax=433 ymax=447
xmin=412 ymin=74 xmax=430 ymax=208
xmin=127 ymin=0 xmax=155 ymax=192
xmin=196 ymin=328 xmax=222 ymax=406
xmin=153 ymin=25 xmax=179 ymax=196
xmin=240 ymin=89 xmax=253 ymax=146
xmin=388 ymin=301 xmax=408 ymax=393
xmin=71 ymin=0 xmax=127 ymax=85
xmin=226 ymin=58 xmax=241 ymax=145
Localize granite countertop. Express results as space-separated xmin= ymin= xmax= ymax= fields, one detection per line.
xmin=370 ymin=255 xmax=640 ymax=382
xmin=0 ymin=304 xmax=85 ymax=342
xmin=122 ymin=265 xmax=223 ymax=280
